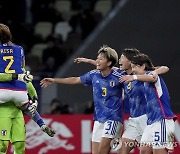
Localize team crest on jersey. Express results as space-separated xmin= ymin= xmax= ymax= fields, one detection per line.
xmin=1 ymin=130 xmax=7 ymax=136
xmin=110 ymin=81 xmax=115 ymax=87
xmin=127 ymin=82 xmax=131 ymax=90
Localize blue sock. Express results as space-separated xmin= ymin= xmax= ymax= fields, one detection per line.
xmin=23 ymin=104 xmax=45 ymax=127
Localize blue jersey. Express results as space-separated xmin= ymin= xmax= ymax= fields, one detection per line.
xmin=80 ymin=69 xmax=123 ymax=123
xmin=0 ymin=44 xmax=26 ymax=91
xmin=144 ymin=72 xmax=176 ymax=125
xmin=123 ymin=80 xmax=147 ymax=118
xmin=116 ymin=70 xmax=130 ymax=114
xmin=118 ymin=70 xmax=147 ymax=117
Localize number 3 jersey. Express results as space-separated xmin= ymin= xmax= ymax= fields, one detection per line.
xmin=0 ymin=44 xmax=27 ymax=91
xmin=80 ymin=69 xmax=124 ymax=123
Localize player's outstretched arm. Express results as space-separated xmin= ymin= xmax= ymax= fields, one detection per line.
xmin=26 ymin=82 xmax=37 ymax=99
xmin=74 ymin=57 xmax=119 ymax=70
xmin=146 ymin=66 xmax=169 ymax=81
xmin=74 ymin=57 xmax=96 ymax=66
xmin=0 ymin=73 xmax=33 ymax=82
xmin=0 ymin=73 xmax=13 ymax=82
xmin=120 ymin=66 xmax=169 ymax=83
xmin=153 ymin=66 xmax=169 ymax=75
xmin=26 ymin=81 xmax=38 ymax=114
xmin=40 ymin=77 xmax=82 ymax=88
xmin=120 ymin=74 xmax=157 ymax=83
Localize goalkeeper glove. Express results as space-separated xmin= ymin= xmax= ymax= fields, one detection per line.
xmin=28 ymin=96 xmax=38 ymax=114
xmin=12 ymin=71 xmax=33 ymax=82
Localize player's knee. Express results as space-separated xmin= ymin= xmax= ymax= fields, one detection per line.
xmin=140 ymin=147 xmax=146 ymax=154
xmin=13 ymin=141 xmax=25 ymax=154
xmin=0 ymin=140 xmax=8 ymax=153
xmin=140 ymin=146 xmax=152 ymax=154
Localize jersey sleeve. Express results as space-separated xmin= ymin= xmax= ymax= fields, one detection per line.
xmin=0 ymin=73 xmax=13 ymax=82
xmin=22 ymin=67 xmax=37 ymax=99
xmin=19 ymin=46 xmax=25 ymax=62
xmin=80 ymin=71 xmax=92 ymax=86
xmin=26 ymin=82 xmax=37 ymax=99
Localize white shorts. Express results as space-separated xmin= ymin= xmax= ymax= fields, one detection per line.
xmin=92 ymin=120 xmax=122 ymax=142
xmin=0 ymin=89 xmax=29 ymax=107
xmin=141 ymin=119 xmax=175 ymax=151
xmin=122 ymin=114 xmax=147 ymax=142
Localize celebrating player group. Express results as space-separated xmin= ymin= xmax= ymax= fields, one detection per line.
xmin=0 ymin=22 xmax=176 ymax=154
xmin=41 ymin=45 xmax=176 ymax=154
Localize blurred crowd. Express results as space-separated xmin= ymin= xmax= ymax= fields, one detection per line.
xmin=0 ymin=0 xmax=119 ymax=79
xmin=46 ymin=98 xmax=94 ymax=114
xmin=0 ymin=0 xmax=119 ymax=114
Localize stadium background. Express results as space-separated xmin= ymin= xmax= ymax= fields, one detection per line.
xmin=0 ymin=0 xmax=180 ymax=153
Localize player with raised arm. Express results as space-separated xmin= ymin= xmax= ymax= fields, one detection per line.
xmin=74 ymin=49 xmax=169 ymax=154
xmin=41 ymin=45 xmax=124 ymax=154
xmin=120 ymin=53 xmax=176 ymax=154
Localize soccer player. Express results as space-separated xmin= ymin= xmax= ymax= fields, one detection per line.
xmin=0 ymin=23 xmax=55 ymax=137
xmin=41 ymin=45 xmax=124 ymax=154
xmin=0 ymin=23 xmax=32 ymax=110
xmin=0 ymin=73 xmax=55 ymax=154
xmin=0 ymin=101 xmax=26 ymax=154
xmin=118 ymin=51 xmax=170 ymax=154
xmin=120 ymin=53 xmax=176 ymax=154
xmin=74 ymin=49 xmax=169 ymax=154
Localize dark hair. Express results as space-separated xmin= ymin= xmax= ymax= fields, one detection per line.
xmin=0 ymin=23 xmax=12 ymax=44
xmin=98 ymin=45 xmax=118 ymax=68
xmin=50 ymin=98 xmax=61 ymax=105
xmin=121 ymin=48 xmax=140 ymax=61
xmin=131 ymin=53 xmax=155 ymax=71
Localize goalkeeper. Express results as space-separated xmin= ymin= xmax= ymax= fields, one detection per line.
xmin=0 ymin=23 xmax=55 ymax=137
xmin=0 ymin=72 xmax=55 ymax=137
xmin=0 ymin=73 xmax=55 ymax=154
xmin=0 ymin=101 xmax=26 ymax=154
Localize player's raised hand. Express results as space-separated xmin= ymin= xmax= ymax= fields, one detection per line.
xmin=119 ymin=75 xmax=134 ymax=83
xmin=149 ymin=71 xmax=158 ymax=80
xmin=28 ymin=99 xmax=38 ymax=114
xmin=74 ymin=57 xmax=97 ymax=66
xmin=40 ymin=78 xmax=55 ymax=88
xmin=74 ymin=57 xmax=89 ymax=63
